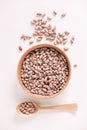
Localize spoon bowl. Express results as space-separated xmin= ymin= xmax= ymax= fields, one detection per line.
xmin=16 ymin=101 xmax=39 ymax=115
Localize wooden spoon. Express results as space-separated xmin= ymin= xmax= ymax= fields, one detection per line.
xmin=16 ymin=101 xmax=77 ymax=115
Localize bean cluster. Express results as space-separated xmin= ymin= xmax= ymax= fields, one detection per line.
xmin=21 ymin=47 xmax=69 ymax=96
xmin=20 ymin=11 xmax=75 ymax=49
xmin=19 ymin=102 xmax=36 ymax=114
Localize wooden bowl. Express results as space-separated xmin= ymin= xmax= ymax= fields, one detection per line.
xmin=17 ymin=44 xmax=71 ymax=99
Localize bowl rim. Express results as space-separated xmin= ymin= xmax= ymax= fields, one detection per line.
xmin=17 ymin=43 xmax=71 ymax=99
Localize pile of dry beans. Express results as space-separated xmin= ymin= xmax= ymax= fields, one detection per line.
xmin=19 ymin=102 xmax=36 ymax=114
xmin=21 ymin=47 xmax=69 ymax=96
xmin=19 ymin=11 xmax=75 ymax=51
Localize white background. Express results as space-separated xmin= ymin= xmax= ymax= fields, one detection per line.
xmin=0 ymin=0 xmax=87 ymax=130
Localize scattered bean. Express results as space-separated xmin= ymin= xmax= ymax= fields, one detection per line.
xmin=63 ymin=47 xmax=69 ymax=51
xmin=61 ymin=13 xmax=66 ymax=18
xmin=73 ymin=64 xmax=77 ymax=68
xmin=53 ymin=11 xmax=57 ymax=16
xmin=19 ymin=46 xmax=22 ymax=51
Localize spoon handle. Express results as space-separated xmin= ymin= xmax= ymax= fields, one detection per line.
xmin=40 ymin=103 xmax=77 ymax=111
